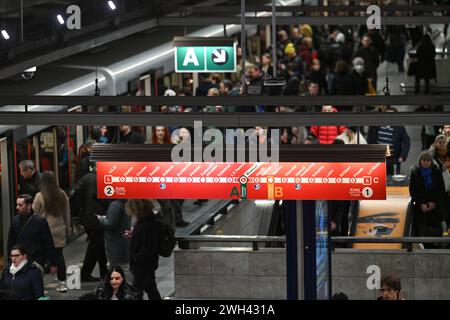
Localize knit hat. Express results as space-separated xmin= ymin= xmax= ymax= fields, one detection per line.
xmin=284 ymin=43 xmax=296 ymax=56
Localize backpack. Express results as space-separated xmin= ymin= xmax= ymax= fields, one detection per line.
xmin=158 ymin=220 xmax=176 ymax=257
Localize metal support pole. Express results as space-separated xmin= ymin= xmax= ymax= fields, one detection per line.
xmin=241 ymin=0 xmax=246 ymax=93
xmin=20 ymin=0 xmax=24 ymax=44
xmin=286 ymin=200 xmax=299 ymax=300
xmin=272 ymin=0 xmax=276 ymax=78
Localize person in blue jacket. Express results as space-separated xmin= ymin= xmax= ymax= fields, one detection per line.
xmin=0 ymin=245 xmax=44 ymax=300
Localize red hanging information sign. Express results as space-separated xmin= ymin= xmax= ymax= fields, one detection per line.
xmin=97 ymin=162 xmax=386 ymax=200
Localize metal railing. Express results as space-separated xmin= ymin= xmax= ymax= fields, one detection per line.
xmin=175 ymin=235 xmax=450 ymax=251
xmin=176 ymin=235 xmax=286 ymax=250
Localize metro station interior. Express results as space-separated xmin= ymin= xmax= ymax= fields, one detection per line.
xmin=0 ymin=0 xmax=450 ymax=301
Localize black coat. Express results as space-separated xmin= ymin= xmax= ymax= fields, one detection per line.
xmin=409 ymin=165 xmax=446 ymax=230
xmin=367 ymin=126 xmax=411 ymax=162
xmin=354 ymin=46 xmax=380 ymax=79
xmin=0 ymin=262 xmax=44 ymax=300
xmin=93 ymin=282 xmax=140 ymax=300
xmin=351 ymin=70 xmax=368 ymax=95
xmin=18 ymin=171 xmax=42 ymax=198
xmin=129 ymin=214 xmax=160 ymax=274
xmin=7 ymin=213 xmax=56 ymax=267
xmin=71 ymin=172 xmax=105 ymax=231
xmin=119 ymin=130 xmax=145 ymax=144
xmin=416 ymin=40 xmax=436 ymax=79
xmin=330 ymin=71 xmax=355 ymax=95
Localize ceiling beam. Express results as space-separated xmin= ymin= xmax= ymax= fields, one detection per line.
xmin=163 ymin=5 xmax=450 ymax=13
xmin=159 ymin=16 xmax=450 ymax=25
xmin=0 ymin=95 xmax=448 ymax=106
xmin=0 ymin=112 xmax=449 ymax=126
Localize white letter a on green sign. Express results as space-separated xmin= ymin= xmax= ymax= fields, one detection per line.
xmin=183 ymin=48 xmax=200 ymax=66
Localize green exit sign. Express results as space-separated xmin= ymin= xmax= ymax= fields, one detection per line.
xmin=174 ymin=37 xmax=237 ymax=73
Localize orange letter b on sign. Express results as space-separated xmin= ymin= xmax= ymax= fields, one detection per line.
xmin=275 ymin=187 xmax=283 ymax=198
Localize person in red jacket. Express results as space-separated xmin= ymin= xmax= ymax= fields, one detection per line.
xmin=310 ymin=105 xmax=347 ymax=144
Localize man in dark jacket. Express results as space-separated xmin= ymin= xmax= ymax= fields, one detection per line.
xmin=415 ymin=34 xmax=436 ymax=95
xmin=354 ymin=35 xmax=380 ymax=90
xmin=72 ymin=170 xmax=108 ymax=282
xmin=7 ymin=195 xmax=57 ymax=272
xmin=18 ymin=160 xmax=41 ymax=198
xmin=119 ymin=126 xmax=145 ymax=144
xmin=0 ymin=245 xmax=44 ymax=300
xmin=367 ymin=108 xmax=411 ymax=176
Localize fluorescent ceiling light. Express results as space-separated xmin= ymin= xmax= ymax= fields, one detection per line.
xmin=108 ymin=1 xmax=117 ymax=10
xmin=57 ymin=15 xmax=65 ymax=25
xmin=1 ymin=30 xmax=10 ymax=40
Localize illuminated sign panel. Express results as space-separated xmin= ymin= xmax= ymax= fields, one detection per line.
xmin=97 ymin=162 xmax=386 ymax=200
xmin=174 ymin=37 xmax=236 ymax=73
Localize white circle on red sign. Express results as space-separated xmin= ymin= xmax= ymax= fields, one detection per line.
xmin=350 ymin=177 xmax=356 ymax=183
xmin=174 ymin=177 xmax=179 ymax=183
xmin=200 ymin=177 xmax=206 ymax=183
xmin=214 ymin=177 xmax=219 ymax=183
xmin=255 ymin=177 xmax=260 ymax=183
xmin=187 ymin=177 xmax=193 ymax=183
xmin=120 ymin=177 xmax=125 ymax=182
xmin=133 ymin=177 xmax=139 ymax=182
xmin=104 ymin=186 xmax=115 ymax=197
xmin=146 ymin=177 xmax=152 ymax=182
xmin=362 ymin=187 xmax=374 ymax=198
xmin=281 ymin=178 xmax=287 ymax=183
xmin=160 ymin=177 xmax=166 ymax=183
xmin=322 ymin=177 xmax=329 ymax=183
xmin=295 ymin=177 xmax=301 ymax=184
xmin=227 ymin=177 xmax=232 ymax=183
xmin=308 ymin=177 xmax=315 ymax=183
xmin=336 ymin=177 xmax=343 ymax=183
xmin=267 ymin=177 xmax=274 ymax=184
xmin=239 ymin=176 xmax=248 ymax=184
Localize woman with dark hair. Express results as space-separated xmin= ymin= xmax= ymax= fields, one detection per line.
xmin=0 ymin=245 xmax=45 ymax=300
xmin=409 ymin=151 xmax=446 ymax=244
xmin=32 ymin=171 xmax=71 ymax=293
xmin=152 ymin=126 xmax=172 ymax=144
xmin=125 ymin=199 xmax=162 ymax=300
xmin=86 ymin=264 xmax=139 ymax=300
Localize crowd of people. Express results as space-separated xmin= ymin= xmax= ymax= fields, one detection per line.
xmin=1 ymin=21 xmax=448 ymax=300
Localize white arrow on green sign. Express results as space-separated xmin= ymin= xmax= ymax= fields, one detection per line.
xmin=174 ymin=37 xmax=237 ymax=73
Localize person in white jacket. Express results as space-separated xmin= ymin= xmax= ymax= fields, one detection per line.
xmin=335 ymin=126 xmax=367 ymax=145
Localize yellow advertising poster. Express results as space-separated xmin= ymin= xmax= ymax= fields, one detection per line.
xmin=353 ymin=187 xmax=410 ymax=249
